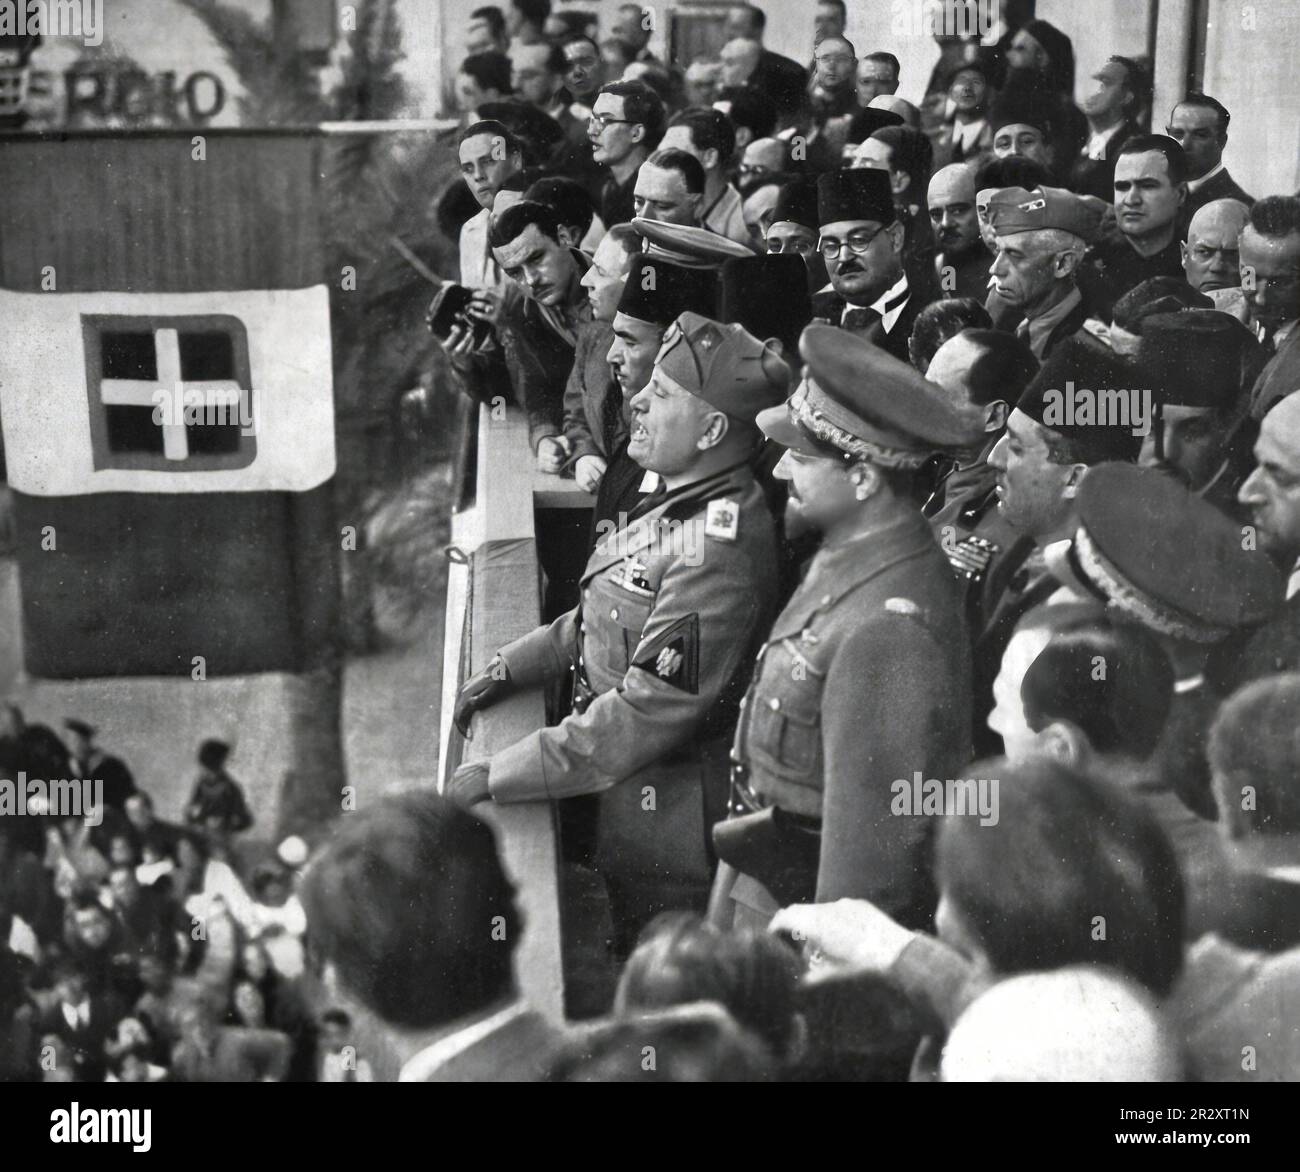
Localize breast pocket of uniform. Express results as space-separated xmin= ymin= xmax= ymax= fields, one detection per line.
xmin=747 ymin=640 xmax=824 ymax=777
xmin=603 ymin=593 xmax=655 ymax=674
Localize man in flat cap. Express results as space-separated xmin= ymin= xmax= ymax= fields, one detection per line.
xmin=600 ymin=255 xmax=718 ymax=535
xmin=710 ymin=326 xmax=980 ymax=930
xmin=987 ymin=185 xmax=1097 ymax=362
xmin=763 ymin=177 xmax=828 ymax=294
xmin=813 ymin=168 xmax=927 ymax=361
xmin=1137 ymin=310 xmax=1259 ymax=518
xmin=450 ymin=313 xmax=789 ymax=949
xmin=972 ymin=334 xmax=1145 ymax=755
xmin=1077 ymin=135 xmax=1189 ymax=325
xmin=65 ymin=719 xmax=137 ymax=812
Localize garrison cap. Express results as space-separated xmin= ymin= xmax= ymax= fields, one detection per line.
xmin=1138 ymin=310 xmax=1249 ymax=411
xmin=1015 ymin=334 xmax=1144 ymax=462
xmin=817 ymin=168 xmax=896 ymax=227
xmin=654 ymin=311 xmax=791 ymax=420
xmin=616 ymin=255 xmax=717 ymax=326
xmin=758 ymin=324 xmax=985 ymax=467
xmin=988 ymin=185 xmax=1100 ymax=240
xmin=631 ymin=217 xmax=755 ymax=269
xmin=718 ymin=254 xmax=813 ymax=357
xmin=1046 ymin=462 xmax=1283 ymax=642
xmin=770 ymin=176 xmax=820 ymax=232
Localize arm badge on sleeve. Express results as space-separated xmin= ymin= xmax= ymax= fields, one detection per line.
xmin=704 ymin=498 xmax=740 ymax=542
xmin=632 ymin=613 xmax=700 ymax=693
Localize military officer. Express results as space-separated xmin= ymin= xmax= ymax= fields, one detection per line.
xmin=710 ymin=326 xmax=984 ymax=932
xmin=449 ymin=312 xmax=789 ymax=950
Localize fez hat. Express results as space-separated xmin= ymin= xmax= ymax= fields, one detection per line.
xmin=817 ymin=168 xmax=896 ymax=227
xmin=718 ymin=255 xmax=813 ymax=358
xmin=770 ymin=177 xmax=820 ymax=232
xmin=617 ymin=255 xmax=717 ymax=326
xmin=1138 ymin=310 xmax=1248 ymax=411
xmin=1015 ymin=335 xmax=1145 ymax=463
xmin=1045 ymin=463 xmax=1283 ymax=642
xmin=1111 ymin=277 xmax=1214 ymax=336
xmin=844 ymin=106 xmax=904 ymax=146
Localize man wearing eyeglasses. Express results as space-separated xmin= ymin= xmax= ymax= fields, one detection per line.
xmin=764 ymin=177 xmax=828 ymax=295
xmin=589 ymin=79 xmax=665 ymax=228
xmin=811 ymin=168 xmax=924 ymax=362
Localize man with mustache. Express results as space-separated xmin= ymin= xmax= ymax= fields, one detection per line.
xmin=812 ymin=168 xmax=926 ymax=362
xmin=1077 ymin=135 xmax=1188 ymax=325
xmin=449 ymin=313 xmax=787 ymax=951
xmin=710 ymin=328 xmax=981 ymax=930
xmin=928 ymin=163 xmax=989 ymax=304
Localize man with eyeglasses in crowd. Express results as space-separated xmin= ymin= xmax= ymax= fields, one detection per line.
xmin=811 ymin=169 xmax=925 ymax=362
xmin=589 ymin=79 xmax=665 ymax=228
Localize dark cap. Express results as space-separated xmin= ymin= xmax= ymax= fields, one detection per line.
xmin=987 ymin=185 xmax=1102 ymax=240
xmin=844 ymin=106 xmax=904 ymax=146
xmin=817 ymin=168 xmax=896 ymax=227
xmin=1015 ymin=335 xmax=1145 ymax=462
xmin=989 ymin=86 xmax=1053 ymax=136
xmin=1049 ymin=462 xmax=1284 ymax=642
xmin=760 ymin=324 xmax=985 ymax=465
xmin=654 ymin=312 xmax=791 ymax=420
xmin=631 ymin=217 xmax=755 ymax=268
xmin=1138 ymin=310 xmax=1248 ymax=410
xmin=198 ymin=739 xmax=231 ymax=769
xmin=1111 ymin=276 xmax=1213 ymax=336
xmin=616 ymin=255 xmax=717 ymax=326
xmin=718 ymin=255 xmax=813 ymax=357
xmin=770 ymin=177 xmax=819 ymax=232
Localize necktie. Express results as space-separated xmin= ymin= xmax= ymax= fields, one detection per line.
xmin=842 ymin=306 xmax=881 ymax=332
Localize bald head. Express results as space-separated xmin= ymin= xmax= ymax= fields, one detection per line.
xmin=869 ymin=93 xmax=921 ymax=129
xmin=1183 ymin=198 xmax=1250 ymax=292
xmin=929 ymin=164 xmax=980 ymax=257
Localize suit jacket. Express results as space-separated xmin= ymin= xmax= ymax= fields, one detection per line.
xmin=1068 ymin=118 xmax=1140 ymax=201
xmin=1248 ymin=323 xmax=1300 ymax=421
xmin=1185 ymin=166 xmax=1255 ymax=218
xmin=561 ymin=319 xmax=621 ymax=463
xmin=40 ymin=994 xmax=122 ymax=1082
xmin=811 ymin=272 xmax=934 ymax=364
xmin=490 ymin=462 xmax=779 ymax=887
xmin=732 ymin=511 xmax=971 ymax=924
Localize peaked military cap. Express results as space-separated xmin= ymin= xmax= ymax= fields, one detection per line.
xmin=631 ymin=217 xmax=755 ymax=269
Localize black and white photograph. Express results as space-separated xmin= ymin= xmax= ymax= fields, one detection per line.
xmin=0 ymin=0 xmax=1298 ymax=1140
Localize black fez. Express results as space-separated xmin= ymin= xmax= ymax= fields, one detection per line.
xmin=817 ymin=168 xmax=896 ymax=227
xmin=1111 ymin=276 xmax=1213 ymax=335
xmin=1015 ymin=334 xmax=1144 ymax=462
xmin=770 ymin=177 xmax=819 ymax=231
xmin=616 ymin=255 xmax=716 ymax=327
xmin=718 ymin=255 xmax=813 ymax=357
xmin=844 ymin=106 xmax=904 ymax=146
xmin=989 ymin=85 xmax=1054 ymax=136
xmin=1138 ymin=310 xmax=1249 ymax=411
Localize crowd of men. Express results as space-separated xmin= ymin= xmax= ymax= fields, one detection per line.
xmin=0 ymin=718 xmax=381 ymax=1082
xmin=402 ymin=0 xmax=1300 ymax=1082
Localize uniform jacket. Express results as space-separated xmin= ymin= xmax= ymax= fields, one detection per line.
xmin=733 ymin=511 xmax=971 ymax=923
xmin=1004 ymin=286 xmax=1090 ymax=362
xmin=1076 ymin=231 xmax=1184 ymax=324
xmin=490 ymin=462 xmax=779 ymax=886
xmin=561 ymin=319 xmax=622 ymax=463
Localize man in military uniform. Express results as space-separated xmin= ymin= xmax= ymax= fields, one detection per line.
xmin=710 ymin=326 xmax=983 ymax=932
xmin=449 ymin=313 xmax=789 ymax=949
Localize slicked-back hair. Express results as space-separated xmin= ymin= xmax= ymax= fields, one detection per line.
xmin=511 ymin=0 xmax=551 ymax=26
xmin=470 ymin=5 xmax=507 ymax=39
xmin=460 ymin=51 xmax=512 ymax=95
xmin=301 ymin=790 xmax=521 ymax=1030
xmin=459 ymin=118 xmax=523 ymax=156
xmin=644 ymin=148 xmax=707 ymax=195
xmin=974 ymin=154 xmax=1051 ymax=193
xmin=937 ymin=758 xmax=1185 ymax=997
xmin=1117 ymin=134 xmax=1188 ymax=186
xmin=870 ymin=125 xmax=933 ymax=194
xmin=604 ymin=221 xmax=644 ymax=258
xmin=907 ymin=298 xmax=993 ymax=373
xmin=865 ymin=51 xmax=901 ymax=79
xmin=1247 ymin=194 xmax=1300 ymax=241
xmin=525 ymin=175 xmax=596 ymax=236
xmin=1175 ymin=91 xmax=1231 ymax=136
xmin=489 ymin=198 xmax=563 ymax=247
xmin=599 ymin=78 xmax=666 ymax=143
xmin=669 ymin=106 xmax=737 ymax=167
